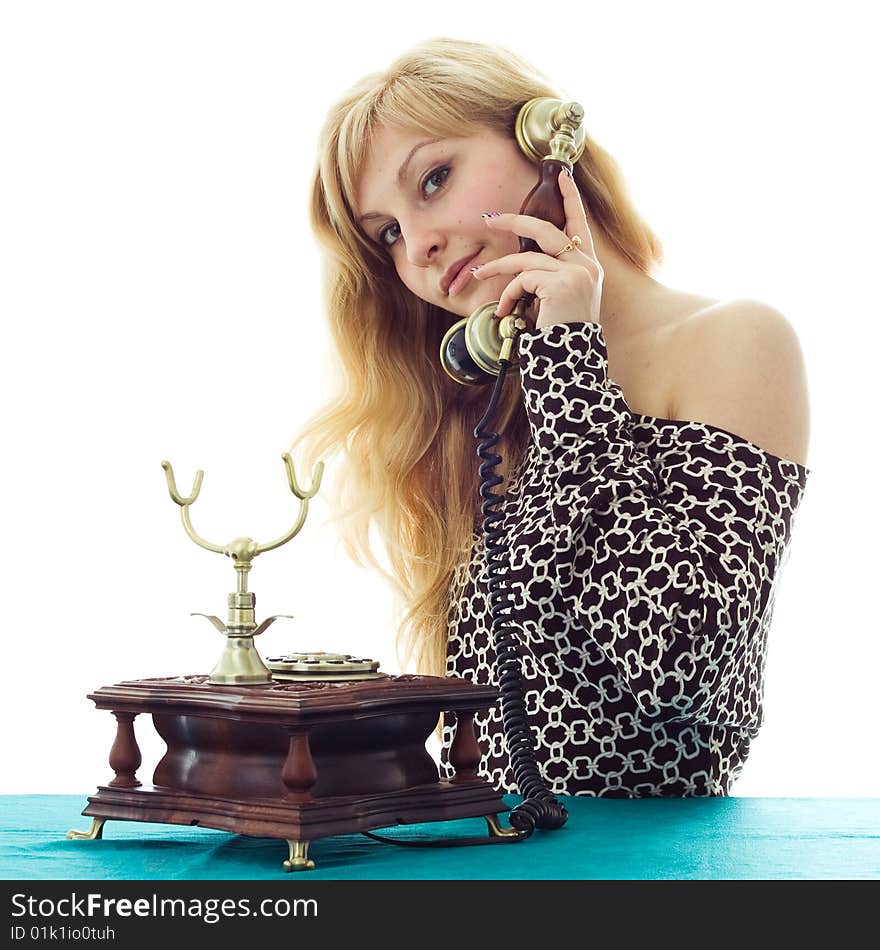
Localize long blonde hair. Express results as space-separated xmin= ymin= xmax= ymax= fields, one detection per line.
xmin=288 ymin=37 xmax=664 ymax=678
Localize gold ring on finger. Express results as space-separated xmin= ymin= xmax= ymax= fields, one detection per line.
xmin=553 ymin=234 xmax=583 ymax=258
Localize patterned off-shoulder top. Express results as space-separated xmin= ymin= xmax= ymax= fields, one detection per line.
xmin=438 ymin=320 xmax=811 ymax=797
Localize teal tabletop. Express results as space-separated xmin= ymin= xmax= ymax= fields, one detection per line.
xmin=2 ymin=795 xmax=878 ymax=880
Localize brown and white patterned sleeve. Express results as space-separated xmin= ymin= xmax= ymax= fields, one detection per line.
xmin=515 ymin=320 xmax=810 ymax=724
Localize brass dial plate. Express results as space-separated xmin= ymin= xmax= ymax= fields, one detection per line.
xmin=265 ymin=652 xmax=381 ymax=675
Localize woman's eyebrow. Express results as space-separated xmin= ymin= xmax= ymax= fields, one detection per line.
xmin=358 ymin=137 xmax=444 ymax=223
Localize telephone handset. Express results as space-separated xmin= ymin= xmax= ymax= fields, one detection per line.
xmin=438 ymin=98 xmax=587 ymax=837
xmin=440 ymin=97 xmax=586 ymax=385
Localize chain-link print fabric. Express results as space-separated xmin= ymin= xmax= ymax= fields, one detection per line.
xmin=439 ymin=320 xmax=810 ymax=797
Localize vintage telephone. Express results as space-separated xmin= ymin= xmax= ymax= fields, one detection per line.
xmin=68 ymin=97 xmax=587 ymax=872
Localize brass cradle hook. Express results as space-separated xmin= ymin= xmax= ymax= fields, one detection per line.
xmin=161 ymin=454 xmax=325 ymax=685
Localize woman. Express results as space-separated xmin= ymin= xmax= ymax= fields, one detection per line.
xmin=290 ymin=37 xmax=811 ymax=797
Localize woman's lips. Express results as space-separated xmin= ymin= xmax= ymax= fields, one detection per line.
xmin=447 ymin=251 xmax=482 ymax=297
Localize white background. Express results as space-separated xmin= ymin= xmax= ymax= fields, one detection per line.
xmin=2 ymin=1 xmax=877 ymax=797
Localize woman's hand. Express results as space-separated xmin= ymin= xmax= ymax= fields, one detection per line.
xmin=472 ymin=170 xmax=604 ymax=330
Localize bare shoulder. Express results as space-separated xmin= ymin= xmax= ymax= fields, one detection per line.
xmin=666 ymin=298 xmax=811 ymax=467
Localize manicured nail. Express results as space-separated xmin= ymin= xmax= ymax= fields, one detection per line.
xmin=469 ymin=264 xmax=483 ymax=272
xmin=481 ymin=211 xmax=503 ymax=219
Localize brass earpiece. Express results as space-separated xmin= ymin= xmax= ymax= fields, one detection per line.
xmin=440 ymin=97 xmax=587 ymax=385
xmin=515 ymin=98 xmax=587 ymax=165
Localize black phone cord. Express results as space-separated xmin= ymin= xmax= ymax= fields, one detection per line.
xmin=472 ymin=355 xmax=568 ymax=835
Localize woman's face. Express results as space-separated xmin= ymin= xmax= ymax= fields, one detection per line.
xmin=354 ymin=123 xmax=538 ymax=318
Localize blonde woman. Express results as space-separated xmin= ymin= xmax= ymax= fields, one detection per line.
xmin=290 ymin=37 xmax=811 ymax=798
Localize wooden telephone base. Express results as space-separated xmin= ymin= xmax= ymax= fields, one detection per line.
xmin=68 ymin=674 xmax=512 ymax=872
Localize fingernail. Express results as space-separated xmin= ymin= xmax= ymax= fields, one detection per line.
xmin=469 ymin=264 xmax=483 ymax=272
xmin=481 ymin=211 xmax=503 ymax=219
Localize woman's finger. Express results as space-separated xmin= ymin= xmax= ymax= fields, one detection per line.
xmin=492 ymin=270 xmax=532 ymax=317
xmin=558 ymin=170 xmax=597 ymax=260
xmin=472 ymin=250 xmax=564 ymax=279
xmin=482 ymin=211 xmax=567 ymax=251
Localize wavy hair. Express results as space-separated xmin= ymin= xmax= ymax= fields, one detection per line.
xmin=288 ymin=36 xmax=664 ymax=680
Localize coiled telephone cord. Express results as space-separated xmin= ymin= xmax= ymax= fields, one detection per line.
xmin=472 ymin=355 xmax=568 ymax=837
xmin=363 ymin=354 xmax=568 ymax=851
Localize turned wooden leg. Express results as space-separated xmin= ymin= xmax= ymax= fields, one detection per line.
xmin=108 ymin=711 xmax=141 ymax=788
xmin=449 ymin=709 xmax=481 ymax=784
xmin=281 ymin=729 xmax=317 ymax=803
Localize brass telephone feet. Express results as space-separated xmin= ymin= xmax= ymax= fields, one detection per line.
xmin=283 ymin=840 xmax=315 ymax=872
xmin=485 ymin=814 xmax=522 ymax=838
xmin=66 ymin=818 xmax=106 ymax=841
xmin=67 ymin=820 xmax=319 ymax=872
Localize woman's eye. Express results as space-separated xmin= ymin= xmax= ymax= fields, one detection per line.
xmin=422 ymin=165 xmax=449 ymax=196
xmin=377 ymin=165 xmax=450 ymax=248
xmin=379 ymin=222 xmax=401 ymax=247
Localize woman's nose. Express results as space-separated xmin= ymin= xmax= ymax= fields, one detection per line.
xmin=405 ymin=223 xmax=445 ymax=266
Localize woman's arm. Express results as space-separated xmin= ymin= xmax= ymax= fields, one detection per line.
xmin=515 ymin=315 xmax=810 ymax=724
